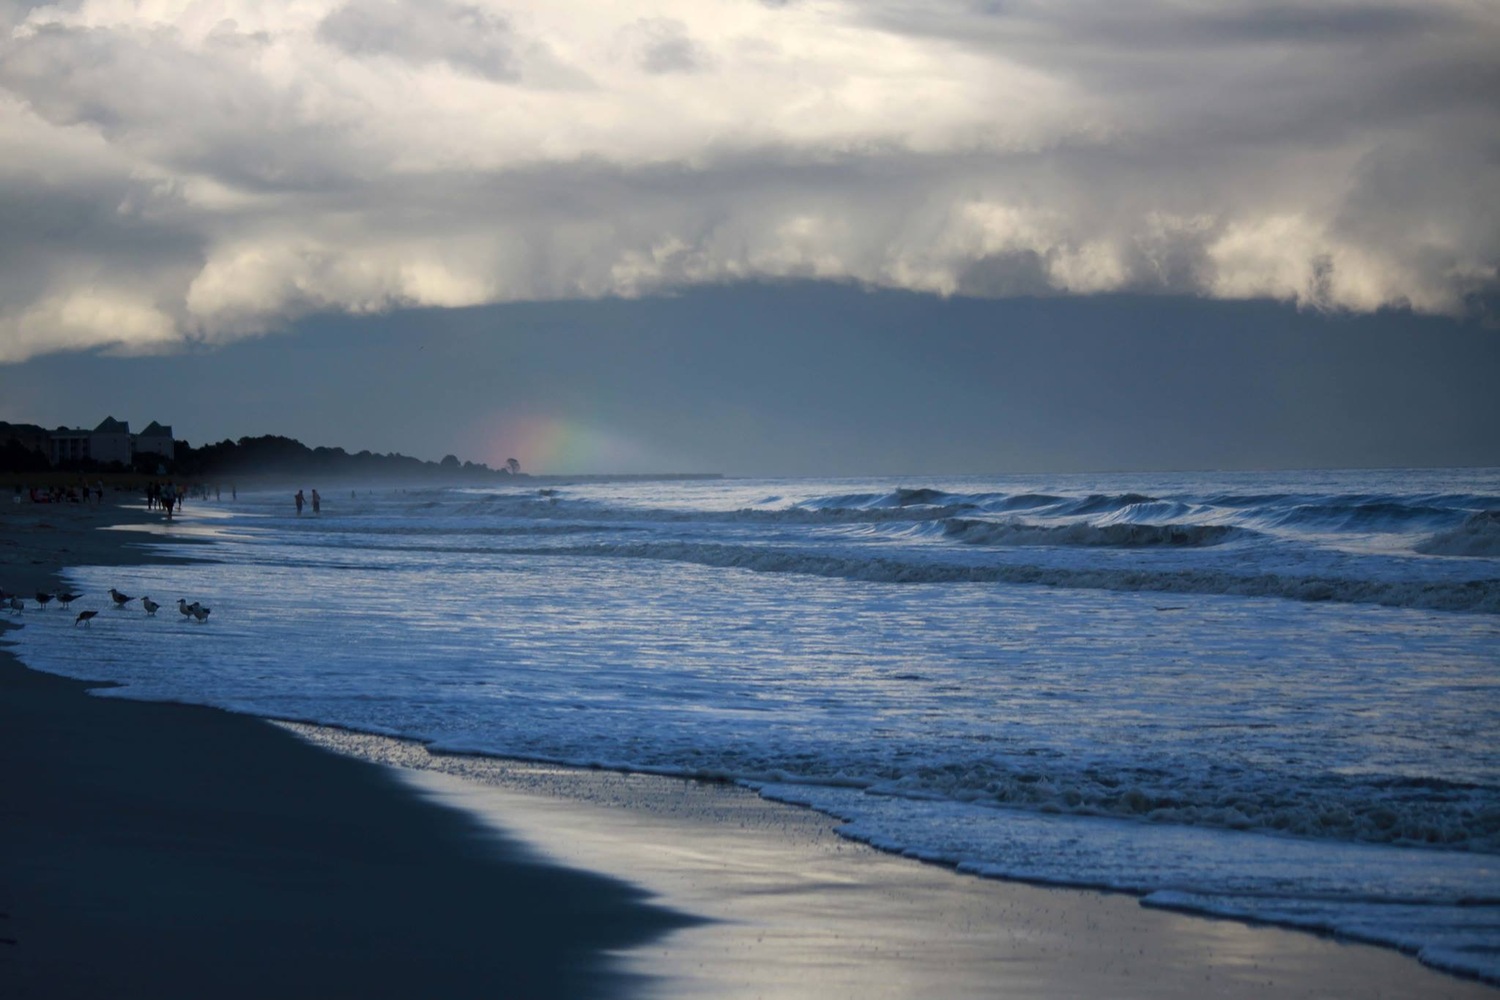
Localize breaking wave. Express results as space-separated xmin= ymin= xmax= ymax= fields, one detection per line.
xmin=943 ymin=518 xmax=1251 ymax=548
xmin=1417 ymin=511 xmax=1500 ymax=558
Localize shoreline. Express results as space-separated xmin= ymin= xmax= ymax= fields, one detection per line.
xmin=286 ymin=723 xmax=1500 ymax=999
xmin=2 ymin=496 xmax=1496 ymax=997
xmin=0 ymin=497 xmax=690 ymax=999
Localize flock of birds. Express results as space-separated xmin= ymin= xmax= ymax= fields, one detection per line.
xmin=1 ymin=586 xmax=211 ymax=626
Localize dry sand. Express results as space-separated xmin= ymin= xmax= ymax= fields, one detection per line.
xmin=2 ymin=494 xmax=1495 ymax=998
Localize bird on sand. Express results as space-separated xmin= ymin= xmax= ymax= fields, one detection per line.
xmin=110 ymin=588 xmax=133 ymax=606
xmin=7 ymin=597 xmax=23 ymax=614
xmin=141 ymin=597 xmax=160 ymax=616
xmin=57 ymin=591 xmax=82 ymax=609
xmin=35 ymin=592 xmax=53 ymax=609
xmin=177 ymin=598 xmax=196 ymax=618
xmin=74 ymin=610 xmax=98 ymax=626
xmin=191 ymin=605 xmax=212 ymax=624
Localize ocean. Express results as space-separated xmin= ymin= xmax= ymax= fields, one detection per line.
xmin=9 ymin=467 xmax=1500 ymax=983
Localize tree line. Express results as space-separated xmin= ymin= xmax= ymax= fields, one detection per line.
xmin=0 ymin=422 xmax=520 ymax=480
xmin=174 ymin=435 xmax=521 ymax=480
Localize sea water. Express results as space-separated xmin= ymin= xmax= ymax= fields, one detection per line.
xmin=8 ymin=468 xmax=1500 ymax=982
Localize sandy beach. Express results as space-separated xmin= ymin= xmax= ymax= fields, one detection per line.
xmin=2 ymin=494 xmax=1495 ymax=998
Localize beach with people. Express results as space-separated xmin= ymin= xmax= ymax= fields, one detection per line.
xmin=2 ymin=485 xmax=1495 ymax=999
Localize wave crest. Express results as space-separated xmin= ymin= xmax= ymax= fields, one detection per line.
xmin=943 ymin=518 xmax=1250 ymax=548
xmin=1416 ymin=511 xmax=1500 ymax=557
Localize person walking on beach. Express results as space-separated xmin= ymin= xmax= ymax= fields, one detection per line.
xmin=311 ymin=489 xmax=321 ymax=514
xmin=295 ymin=489 xmax=305 ymax=515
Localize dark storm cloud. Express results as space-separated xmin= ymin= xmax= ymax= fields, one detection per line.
xmin=0 ymin=0 xmax=1495 ymax=361
xmin=4 ymin=285 xmax=1497 ymax=475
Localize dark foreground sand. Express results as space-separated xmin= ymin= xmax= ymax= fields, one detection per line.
xmin=2 ymin=496 xmax=1495 ymax=998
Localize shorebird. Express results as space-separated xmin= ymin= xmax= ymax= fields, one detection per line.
xmin=177 ymin=598 xmax=197 ymax=618
xmin=190 ymin=604 xmax=211 ymax=624
xmin=74 ymin=610 xmax=98 ymax=627
xmin=109 ymin=588 xmax=133 ymax=606
xmin=7 ymin=597 xmax=23 ymax=614
xmin=35 ymin=592 xmax=53 ymax=610
xmin=141 ymin=597 xmax=160 ymax=616
xmin=57 ymin=591 xmax=82 ymax=609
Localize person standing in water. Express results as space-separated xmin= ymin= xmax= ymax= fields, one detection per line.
xmin=311 ymin=489 xmax=321 ymax=514
xmin=295 ymin=489 xmax=305 ymax=515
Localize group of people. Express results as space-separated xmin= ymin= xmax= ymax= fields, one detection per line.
xmin=144 ymin=481 xmax=184 ymax=517
xmin=294 ymin=488 xmax=322 ymax=514
xmin=16 ymin=481 xmax=104 ymax=504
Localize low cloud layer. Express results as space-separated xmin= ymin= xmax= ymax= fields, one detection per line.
xmin=2 ymin=0 xmax=1496 ymax=362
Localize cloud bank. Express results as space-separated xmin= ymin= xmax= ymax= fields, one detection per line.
xmin=1 ymin=0 xmax=1496 ymax=362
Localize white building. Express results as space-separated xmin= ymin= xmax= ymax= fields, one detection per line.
xmin=134 ymin=421 xmax=175 ymax=461
xmin=46 ymin=417 xmax=173 ymax=468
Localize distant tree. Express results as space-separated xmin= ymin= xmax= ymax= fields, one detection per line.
xmin=506 ymin=458 xmax=520 ymax=474
xmin=440 ymin=454 xmax=460 ymax=470
xmin=0 ymin=437 xmax=49 ymax=473
xmin=131 ymin=452 xmax=162 ymax=475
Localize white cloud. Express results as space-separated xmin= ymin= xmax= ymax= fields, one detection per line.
xmin=0 ymin=0 xmax=1495 ymax=361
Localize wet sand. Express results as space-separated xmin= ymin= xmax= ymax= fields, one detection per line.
xmin=2 ymin=495 xmax=1495 ymax=998
xmin=288 ymin=724 xmax=1500 ymax=1000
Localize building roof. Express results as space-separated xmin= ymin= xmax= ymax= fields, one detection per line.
xmin=94 ymin=416 xmax=130 ymax=434
xmin=138 ymin=421 xmax=174 ymax=438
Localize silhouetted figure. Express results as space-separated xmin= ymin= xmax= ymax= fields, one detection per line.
xmin=311 ymin=489 xmax=321 ymax=514
xmin=295 ymin=490 xmax=305 ymax=515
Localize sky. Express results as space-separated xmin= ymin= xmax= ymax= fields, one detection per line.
xmin=1 ymin=0 xmax=1496 ymax=476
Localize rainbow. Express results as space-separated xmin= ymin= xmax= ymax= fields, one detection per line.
xmin=461 ymin=411 xmax=668 ymax=475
